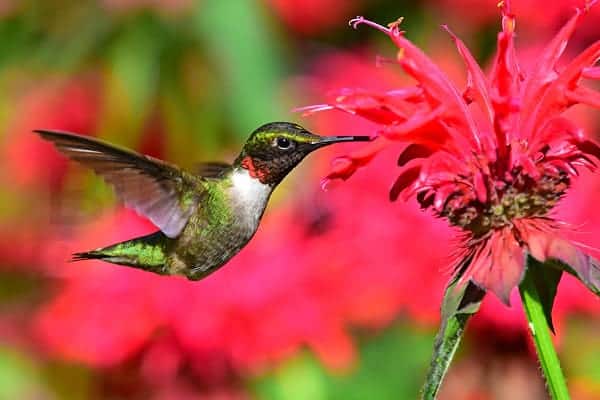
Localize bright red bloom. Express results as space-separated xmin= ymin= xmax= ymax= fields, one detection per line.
xmin=302 ymin=49 xmax=600 ymax=335
xmin=303 ymin=2 xmax=600 ymax=303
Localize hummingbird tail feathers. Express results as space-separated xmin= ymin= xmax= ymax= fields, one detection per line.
xmin=71 ymin=231 xmax=170 ymax=274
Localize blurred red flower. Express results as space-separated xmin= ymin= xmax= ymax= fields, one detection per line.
xmin=267 ymin=0 xmax=363 ymax=35
xmin=431 ymin=0 xmax=600 ymax=38
xmin=303 ymin=2 xmax=600 ymax=304
xmin=3 ymin=78 xmax=100 ymax=193
xmin=35 ymin=178 xmax=452 ymax=375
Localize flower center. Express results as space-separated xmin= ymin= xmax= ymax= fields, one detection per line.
xmin=430 ymin=170 xmax=570 ymax=237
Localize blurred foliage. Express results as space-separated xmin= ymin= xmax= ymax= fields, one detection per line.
xmin=0 ymin=346 xmax=47 ymax=399
xmin=563 ymin=318 xmax=600 ymax=383
xmin=0 ymin=0 xmax=287 ymax=164
xmin=252 ymin=323 xmax=434 ymax=400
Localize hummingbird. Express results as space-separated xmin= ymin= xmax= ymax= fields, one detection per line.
xmin=36 ymin=122 xmax=370 ymax=280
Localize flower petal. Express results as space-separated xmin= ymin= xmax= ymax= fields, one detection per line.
xmin=469 ymin=229 xmax=526 ymax=304
xmin=443 ymin=24 xmax=494 ymax=125
xmin=566 ymin=86 xmax=600 ymax=109
xmin=322 ymin=139 xmax=387 ymax=183
xmin=576 ymin=139 xmax=600 ymax=161
xmin=389 ymin=165 xmax=421 ymax=202
xmin=397 ymin=143 xmax=434 ymax=166
xmin=526 ymin=39 xmax=600 ymax=138
xmin=521 ymin=9 xmax=583 ymax=133
xmin=384 ymin=27 xmax=482 ymax=151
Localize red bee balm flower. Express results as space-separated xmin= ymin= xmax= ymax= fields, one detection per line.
xmin=302 ymin=2 xmax=600 ymax=303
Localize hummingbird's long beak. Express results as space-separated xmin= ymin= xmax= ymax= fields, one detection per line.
xmin=312 ymin=135 xmax=372 ymax=147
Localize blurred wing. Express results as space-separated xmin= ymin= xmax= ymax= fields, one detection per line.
xmin=36 ymin=130 xmax=202 ymax=238
xmin=195 ymin=161 xmax=231 ymax=178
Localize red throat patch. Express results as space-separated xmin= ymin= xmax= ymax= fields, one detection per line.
xmin=241 ymin=156 xmax=269 ymax=183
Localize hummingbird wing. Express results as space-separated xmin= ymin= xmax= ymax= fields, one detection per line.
xmin=195 ymin=161 xmax=231 ymax=178
xmin=35 ymin=130 xmax=202 ymax=238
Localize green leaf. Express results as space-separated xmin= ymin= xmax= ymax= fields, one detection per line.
xmin=526 ymin=256 xmax=563 ymax=333
xmin=422 ymin=271 xmax=485 ymax=400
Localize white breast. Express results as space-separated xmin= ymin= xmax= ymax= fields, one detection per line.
xmin=228 ymin=168 xmax=273 ymax=233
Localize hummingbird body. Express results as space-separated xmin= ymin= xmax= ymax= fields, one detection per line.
xmin=37 ymin=122 xmax=369 ymax=280
xmin=162 ymin=168 xmax=273 ymax=279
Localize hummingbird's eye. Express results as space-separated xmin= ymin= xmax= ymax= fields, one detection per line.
xmin=275 ymin=136 xmax=293 ymax=150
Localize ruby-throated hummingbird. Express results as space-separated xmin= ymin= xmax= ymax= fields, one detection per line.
xmin=36 ymin=122 xmax=369 ymax=280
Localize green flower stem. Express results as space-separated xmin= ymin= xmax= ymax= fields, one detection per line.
xmin=421 ymin=313 xmax=467 ymax=400
xmin=519 ymin=271 xmax=570 ymax=400
xmin=421 ymin=280 xmax=484 ymax=399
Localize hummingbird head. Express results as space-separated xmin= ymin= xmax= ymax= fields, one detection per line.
xmin=235 ymin=122 xmax=370 ymax=186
